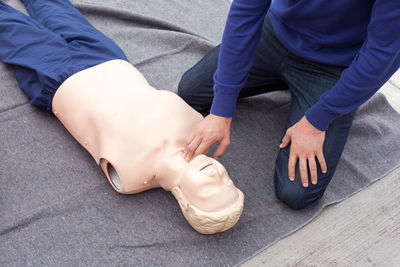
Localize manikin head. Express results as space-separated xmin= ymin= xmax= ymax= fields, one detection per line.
xmin=155 ymin=149 xmax=244 ymax=234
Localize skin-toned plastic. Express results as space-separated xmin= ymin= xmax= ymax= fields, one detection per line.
xmin=52 ymin=59 xmax=244 ymax=234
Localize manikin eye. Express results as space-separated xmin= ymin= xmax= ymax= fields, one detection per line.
xmin=199 ymin=185 xmax=218 ymax=198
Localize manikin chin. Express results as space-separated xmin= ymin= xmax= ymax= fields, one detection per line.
xmin=52 ymin=59 xmax=244 ymax=234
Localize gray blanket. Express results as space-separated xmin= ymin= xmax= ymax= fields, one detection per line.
xmin=1 ymin=0 xmax=400 ymax=266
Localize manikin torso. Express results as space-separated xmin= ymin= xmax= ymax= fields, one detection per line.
xmin=53 ymin=59 xmax=203 ymax=194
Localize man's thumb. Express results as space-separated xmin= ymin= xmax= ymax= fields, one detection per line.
xmin=279 ymin=132 xmax=291 ymax=148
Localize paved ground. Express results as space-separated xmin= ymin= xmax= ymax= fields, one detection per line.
xmin=242 ymin=70 xmax=400 ymax=267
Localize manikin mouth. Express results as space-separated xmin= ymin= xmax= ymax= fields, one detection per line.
xmin=200 ymin=163 xmax=213 ymax=171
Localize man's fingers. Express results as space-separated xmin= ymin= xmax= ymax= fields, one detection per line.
xmin=213 ymin=139 xmax=230 ymax=159
xmin=317 ymin=151 xmax=327 ymax=173
xmin=308 ymin=156 xmax=318 ymax=185
xmin=194 ymin=141 xmax=212 ymax=158
xmin=186 ymin=136 xmax=202 ymax=161
xmin=288 ymin=152 xmax=297 ymax=181
xmin=299 ymin=157 xmax=308 ymax=187
xmin=279 ymin=131 xmax=291 ymax=148
xmin=184 ymin=131 xmax=196 ymax=155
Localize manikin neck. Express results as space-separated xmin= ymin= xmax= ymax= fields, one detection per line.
xmin=155 ymin=147 xmax=188 ymax=191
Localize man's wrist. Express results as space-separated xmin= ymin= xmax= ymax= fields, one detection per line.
xmin=305 ymin=101 xmax=340 ymax=131
xmin=208 ymin=113 xmax=233 ymax=121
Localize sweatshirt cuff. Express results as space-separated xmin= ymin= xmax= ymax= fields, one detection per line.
xmin=210 ymin=89 xmax=239 ymax=118
xmin=305 ymin=101 xmax=341 ymax=131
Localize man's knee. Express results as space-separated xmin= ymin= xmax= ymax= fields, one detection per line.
xmin=177 ymin=68 xmax=214 ymax=115
xmin=177 ymin=72 xmax=202 ymax=113
xmin=177 ymin=70 xmax=193 ymax=101
xmin=178 ymin=45 xmax=221 ymax=113
xmin=274 ymin=182 xmax=321 ymax=210
xmin=273 ymin=156 xmax=324 ymax=210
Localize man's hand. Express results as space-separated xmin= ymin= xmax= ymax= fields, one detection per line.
xmin=279 ymin=116 xmax=327 ymax=187
xmin=184 ymin=114 xmax=232 ymax=161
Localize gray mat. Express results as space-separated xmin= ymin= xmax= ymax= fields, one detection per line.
xmin=1 ymin=0 xmax=400 ymax=266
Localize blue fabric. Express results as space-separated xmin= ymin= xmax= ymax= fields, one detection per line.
xmin=210 ymin=0 xmax=400 ymax=131
xmin=0 ymin=0 xmax=127 ymax=111
xmin=178 ymin=16 xmax=356 ymax=209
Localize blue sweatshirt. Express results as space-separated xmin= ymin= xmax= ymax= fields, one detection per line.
xmin=211 ymin=0 xmax=400 ymax=131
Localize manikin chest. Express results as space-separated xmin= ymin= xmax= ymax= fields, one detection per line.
xmin=52 ymin=60 xmax=202 ymax=194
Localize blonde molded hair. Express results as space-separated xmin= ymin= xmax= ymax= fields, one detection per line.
xmin=171 ymin=187 xmax=244 ymax=234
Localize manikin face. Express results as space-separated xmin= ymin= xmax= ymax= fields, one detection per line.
xmin=179 ymin=154 xmax=239 ymax=212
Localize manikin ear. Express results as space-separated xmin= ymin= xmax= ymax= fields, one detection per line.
xmin=171 ymin=186 xmax=189 ymax=210
xmin=155 ymin=155 xmax=186 ymax=191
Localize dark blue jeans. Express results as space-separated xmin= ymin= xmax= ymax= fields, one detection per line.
xmin=178 ymin=16 xmax=356 ymax=209
xmin=0 ymin=0 xmax=127 ymax=111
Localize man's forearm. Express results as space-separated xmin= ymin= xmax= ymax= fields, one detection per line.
xmin=211 ymin=0 xmax=271 ymax=117
xmin=306 ymin=0 xmax=400 ymax=131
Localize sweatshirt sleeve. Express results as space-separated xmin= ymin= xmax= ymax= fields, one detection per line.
xmin=210 ymin=0 xmax=271 ymax=117
xmin=305 ymin=0 xmax=400 ymax=131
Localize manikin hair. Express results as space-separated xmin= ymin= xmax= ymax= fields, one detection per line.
xmin=171 ymin=186 xmax=244 ymax=234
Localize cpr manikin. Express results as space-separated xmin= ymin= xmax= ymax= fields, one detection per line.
xmin=52 ymin=60 xmax=244 ymax=234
